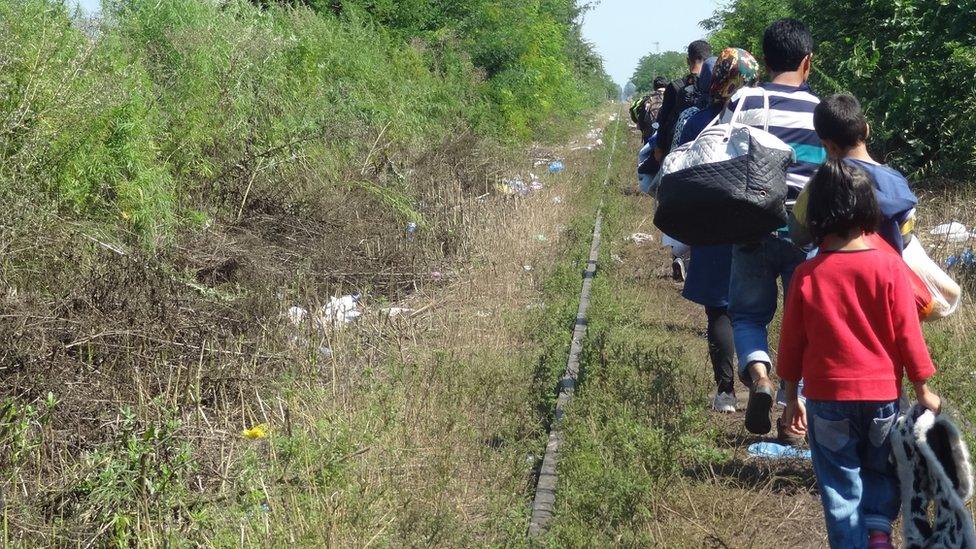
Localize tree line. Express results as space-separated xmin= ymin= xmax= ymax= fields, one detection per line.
xmin=630 ymin=0 xmax=976 ymax=178
xmin=0 ymin=0 xmax=616 ymax=241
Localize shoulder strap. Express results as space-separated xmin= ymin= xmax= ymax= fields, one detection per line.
xmin=761 ymin=88 xmax=771 ymax=133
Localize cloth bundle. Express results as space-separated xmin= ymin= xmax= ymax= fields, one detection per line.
xmin=891 ymin=406 xmax=976 ymax=548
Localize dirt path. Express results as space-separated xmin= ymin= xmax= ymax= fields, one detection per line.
xmin=543 ymin=117 xmax=830 ymax=547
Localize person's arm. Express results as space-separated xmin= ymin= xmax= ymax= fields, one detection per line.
xmin=782 ymin=380 xmax=807 ymax=433
xmin=887 ymin=260 xmax=940 ymax=411
xmin=888 ymin=261 xmax=936 ymax=383
xmin=776 ymin=272 xmax=807 ymax=385
xmin=778 ymin=276 xmax=809 ymax=433
xmin=653 ymin=83 xmax=677 ymax=159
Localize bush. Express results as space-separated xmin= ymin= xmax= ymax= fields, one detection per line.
xmin=703 ymin=0 xmax=976 ymax=178
xmin=0 ymin=0 xmax=613 ymax=243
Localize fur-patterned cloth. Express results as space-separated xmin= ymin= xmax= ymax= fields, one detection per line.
xmin=891 ymin=406 xmax=976 ymax=548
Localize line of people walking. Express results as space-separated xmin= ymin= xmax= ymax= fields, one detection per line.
xmin=630 ymin=19 xmax=962 ymax=549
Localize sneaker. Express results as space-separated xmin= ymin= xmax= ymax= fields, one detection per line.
xmin=712 ymin=392 xmax=737 ymax=413
xmin=671 ymin=257 xmax=686 ymax=281
xmin=868 ymin=532 xmax=894 ymax=549
xmin=776 ymin=417 xmax=806 ymax=447
xmin=745 ymin=378 xmax=774 ymax=435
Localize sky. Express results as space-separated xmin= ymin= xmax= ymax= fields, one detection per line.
xmin=581 ymin=0 xmax=723 ymax=87
xmin=72 ymin=0 xmax=99 ymax=13
xmin=69 ymin=0 xmax=719 ymax=88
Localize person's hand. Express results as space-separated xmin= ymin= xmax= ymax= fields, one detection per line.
xmin=653 ymin=147 xmax=664 ymax=162
xmin=782 ymin=398 xmax=808 ymax=435
xmin=916 ymin=384 xmax=942 ymax=414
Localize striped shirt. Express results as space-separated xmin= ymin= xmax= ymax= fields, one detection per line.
xmin=720 ymin=83 xmax=826 ymax=208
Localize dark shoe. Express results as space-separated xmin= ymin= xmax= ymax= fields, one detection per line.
xmin=745 ymin=379 xmax=774 ymax=435
xmin=776 ymin=417 xmax=806 ymax=447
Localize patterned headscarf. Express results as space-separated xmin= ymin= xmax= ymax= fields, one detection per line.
xmin=709 ymin=48 xmax=759 ymax=105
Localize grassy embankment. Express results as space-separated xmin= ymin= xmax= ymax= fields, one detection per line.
xmin=0 ymin=0 xmax=619 ymax=544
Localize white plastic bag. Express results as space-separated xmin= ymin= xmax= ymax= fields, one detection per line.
xmin=903 ymin=237 xmax=962 ymax=319
xmin=930 ymin=222 xmax=969 ymax=243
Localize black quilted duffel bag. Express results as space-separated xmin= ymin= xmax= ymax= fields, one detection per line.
xmin=653 ymin=90 xmax=794 ymax=246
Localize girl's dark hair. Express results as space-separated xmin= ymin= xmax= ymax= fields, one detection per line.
xmin=806 ymin=160 xmax=881 ymax=242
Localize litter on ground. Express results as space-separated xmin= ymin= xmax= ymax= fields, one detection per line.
xmin=626 ymin=233 xmax=655 ymax=244
xmin=317 ymin=294 xmax=361 ymax=330
xmin=930 ymin=222 xmax=969 ymax=242
xmin=287 ymin=306 xmax=309 ymax=326
xmin=548 ymin=160 xmax=565 ymax=174
xmin=242 ymin=424 xmax=269 ymax=440
xmin=382 ymin=307 xmax=414 ymax=318
xmin=747 ymin=441 xmax=812 ymax=460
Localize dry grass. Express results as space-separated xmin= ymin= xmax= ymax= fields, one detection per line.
xmin=0 ymin=105 xmax=617 ymax=545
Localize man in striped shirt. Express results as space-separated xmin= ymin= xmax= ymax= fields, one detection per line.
xmin=720 ymin=19 xmax=827 ymax=443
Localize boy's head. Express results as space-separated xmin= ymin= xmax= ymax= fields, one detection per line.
xmin=653 ymin=76 xmax=669 ymax=90
xmin=806 ymin=160 xmax=880 ymax=242
xmin=814 ymin=93 xmax=869 ymax=158
xmin=762 ymin=19 xmax=814 ymax=77
xmin=687 ymin=40 xmax=712 ymax=73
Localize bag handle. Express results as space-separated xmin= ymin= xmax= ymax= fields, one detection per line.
xmin=705 ymin=87 xmax=772 ymax=140
xmin=723 ymin=92 xmax=749 ymax=140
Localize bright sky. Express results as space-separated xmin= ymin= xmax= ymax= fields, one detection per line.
xmin=73 ymin=0 xmax=99 ymax=13
xmin=581 ymin=0 xmax=724 ymax=87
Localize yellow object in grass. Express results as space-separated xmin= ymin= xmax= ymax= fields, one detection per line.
xmin=242 ymin=424 xmax=269 ymax=440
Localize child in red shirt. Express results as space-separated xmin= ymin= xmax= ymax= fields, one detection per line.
xmin=778 ymin=159 xmax=941 ymax=549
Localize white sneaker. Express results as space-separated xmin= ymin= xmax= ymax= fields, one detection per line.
xmin=712 ymin=392 xmax=737 ymax=413
xmin=671 ymin=257 xmax=687 ymax=281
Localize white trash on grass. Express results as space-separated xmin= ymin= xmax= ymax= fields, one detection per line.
xmin=626 ymin=233 xmax=655 ymax=244
xmin=287 ymin=306 xmax=309 ymax=326
xmin=930 ymin=222 xmax=969 ymax=243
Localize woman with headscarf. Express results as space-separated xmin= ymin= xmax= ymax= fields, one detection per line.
xmin=676 ymin=47 xmax=760 ymax=414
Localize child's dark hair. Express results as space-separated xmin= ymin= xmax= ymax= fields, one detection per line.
xmin=806 ymin=160 xmax=881 ymax=242
xmin=762 ymin=19 xmax=814 ymax=72
xmin=814 ymin=93 xmax=868 ymax=149
xmin=688 ymin=40 xmax=712 ymax=63
xmin=653 ymin=76 xmax=669 ymax=89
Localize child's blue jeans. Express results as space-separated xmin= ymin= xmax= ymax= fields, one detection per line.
xmin=806 ymin=400 xmax=900 ymax=548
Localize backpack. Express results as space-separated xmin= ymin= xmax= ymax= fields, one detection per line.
xmin=674 ymin=76 xmax=701 ymax=115
xmin=629 ymin=95 xmax=648 ymax=124
xmin=644 ymin=90 xmax=665 ymax=127
xmin=658 ymin=75 xmax=701 ymax=150
xmin=653 ymin=89 xmax=795 ymax=246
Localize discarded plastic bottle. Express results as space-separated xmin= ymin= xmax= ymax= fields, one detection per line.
xmin=548 ymin=161 xmax=564 ymax=174
xmin=406 ymin=221 xmax=417 ymax=240
xmin=947 ymin=255 xmax=960 ymax=269
xmin=962 ymin=247 xmax=974 ymax=266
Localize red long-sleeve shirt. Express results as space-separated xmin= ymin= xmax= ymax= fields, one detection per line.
xmin=777 ymin=248 xmax=936 ymax=401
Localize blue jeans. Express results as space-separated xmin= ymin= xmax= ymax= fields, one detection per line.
xmin=729 ymin=234 xmax=807 ymax=385
xmin=807 ymin=400 xmax=900 ymax=548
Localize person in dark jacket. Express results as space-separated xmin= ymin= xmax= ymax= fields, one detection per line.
xmin=653 ymin=39 xmax=712 ymax=163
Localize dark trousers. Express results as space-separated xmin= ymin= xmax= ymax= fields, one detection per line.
xmin=705 ymin=306 xmax=735 ymax=394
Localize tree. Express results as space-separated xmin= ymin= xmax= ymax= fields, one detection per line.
xmin=629 ymin=51 xmax=686 ymax=94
